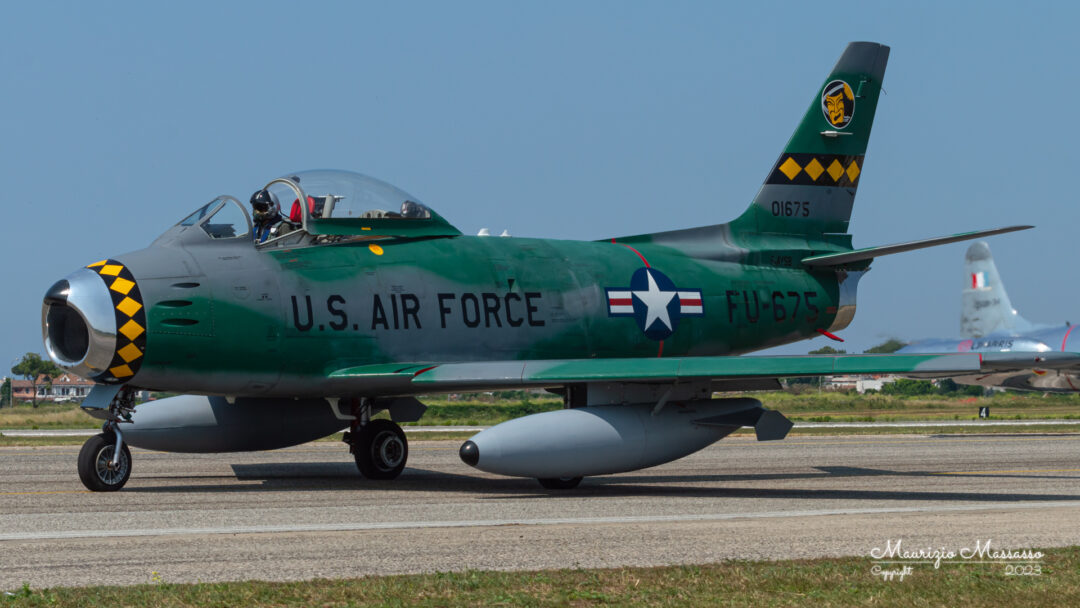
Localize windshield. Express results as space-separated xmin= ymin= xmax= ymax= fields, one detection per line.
xmin=175 ymin=197 xmax=251 ymax=240
xmin=179 ymin=200 xmax=221 ymax=226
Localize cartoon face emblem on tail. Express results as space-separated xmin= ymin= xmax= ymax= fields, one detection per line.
xmin=606 ymin=267 xmax=703 ymax=341
xmin=821 ymin=80 xmax=855 ymax=128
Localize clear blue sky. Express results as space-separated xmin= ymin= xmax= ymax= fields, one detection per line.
xmin=2 ymin=1 xmax=1076 ymax=371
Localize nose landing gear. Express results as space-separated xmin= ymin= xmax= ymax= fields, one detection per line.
xmin=77 ymin=387 xmax=136 ymax=492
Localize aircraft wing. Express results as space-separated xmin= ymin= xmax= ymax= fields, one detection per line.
xmin=327 ymin=352 xmax=1077 ymax=394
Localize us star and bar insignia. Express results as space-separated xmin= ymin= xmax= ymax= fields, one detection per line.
xmin=606 ymin=267 xmax=703 ymax=341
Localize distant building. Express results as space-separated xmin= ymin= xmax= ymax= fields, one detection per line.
xmin=11 ymin=379 xmax=37 ymax=402
xmin=855 ymin=376 xmax=895 ymax=393
xmin=822 ymin=374 xmax=897 ymax=394
xmin=49 ymin=373 xmax=96 ymax=401
xmin=10 ymin=373 xmax=96 ymax=403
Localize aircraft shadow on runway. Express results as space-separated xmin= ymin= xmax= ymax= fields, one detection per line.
xmin=112 ymin=461 xmax=1080 ymax=504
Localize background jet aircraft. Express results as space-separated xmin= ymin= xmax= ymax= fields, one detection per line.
xmin=42 ymin=42 xmax=1046 ymax=492
xmin=899 ymin=241 xmax=1080 ymax=391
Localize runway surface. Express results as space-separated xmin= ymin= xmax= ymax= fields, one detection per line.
xmin=3 ymin=433 xmax=1080 ymax=588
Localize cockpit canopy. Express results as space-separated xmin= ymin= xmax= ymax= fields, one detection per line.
xmin=263 ymin=170 xmax=434 ymax=222
xmin=166 ymin=170 xmax=460 ymax=248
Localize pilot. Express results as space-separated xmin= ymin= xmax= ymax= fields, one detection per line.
xmin=250 ymin=189 xmax=283 ymax=243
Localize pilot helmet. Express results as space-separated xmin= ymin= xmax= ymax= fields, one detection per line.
xmin=250 ymin=190 xmax=278 ymax=211
xmin=250 ymin=189 xmax=280 ymax=220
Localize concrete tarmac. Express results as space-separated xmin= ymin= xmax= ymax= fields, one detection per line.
xmin=2 ymin=433 xmax=1080 ymax=588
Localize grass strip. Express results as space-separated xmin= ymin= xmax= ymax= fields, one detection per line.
xmin=4 ymin=547 xmax=1078 ymax=607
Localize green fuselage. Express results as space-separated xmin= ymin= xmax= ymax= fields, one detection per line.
xmin=122 ymin=231 xmax=843 ymax=397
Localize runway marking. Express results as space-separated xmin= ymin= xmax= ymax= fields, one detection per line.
xmin=935 ymin=468 xmax=1080 ymax=476
xmin=3 ymin=500 xmax=1080 ymax=542
xmin=0 ymin=452 xmax=82 ymax=457
xmin=781 ymin=436 xmax=1080 ymax=447
xmin=794 ymin=420 xmax=1080 ymax=428
xmin=0 ymin=490 xmax=89 ymax=496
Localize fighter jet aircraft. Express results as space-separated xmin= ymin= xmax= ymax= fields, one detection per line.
xmin=898 ymin=241 xmax=1080 ymax=391
xmin=42 ymin=42 xmax=1048 ymax=492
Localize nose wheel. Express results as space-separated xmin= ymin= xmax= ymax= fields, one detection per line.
xmin=348 ymin=418 xmax=408 ymax=480
xmin=78 ymin=432 xmax=132 ymax=492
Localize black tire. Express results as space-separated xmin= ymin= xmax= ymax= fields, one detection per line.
xmin=538 ymin=476 xmax=583 ymax=490
xmin=78 ymin=433 xmax=131 ymax=492
xmin=354 ymin=419 xmax=408 ymax=480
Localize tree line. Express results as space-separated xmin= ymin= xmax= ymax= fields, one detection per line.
xmin=4 ymin=352 xmax=64 ymax=408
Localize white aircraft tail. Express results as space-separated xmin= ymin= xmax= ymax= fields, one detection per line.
xmin=960 ymin=241 xmax=1033 ymax=338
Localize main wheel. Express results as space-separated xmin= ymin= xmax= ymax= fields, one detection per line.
xmin=78 ymin=433 xmax=131 ymax=492
xmin=537 ymin=476 xmax=583 ymax=490
xmin=354 ymin=419 xmax=408 ymax=480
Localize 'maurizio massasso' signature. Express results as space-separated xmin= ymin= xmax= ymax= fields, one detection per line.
xmin=870 ymin=539 xmax=1045 ymax=569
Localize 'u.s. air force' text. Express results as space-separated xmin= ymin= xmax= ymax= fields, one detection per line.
xmin=290 ymin=292 xmax=545 ymax=332
xmin=290 ymin=288 xmax=823 ymax=332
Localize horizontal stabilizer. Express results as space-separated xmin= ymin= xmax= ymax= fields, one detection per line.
xmin=800 ymin=225 xmax=1032 ymax=267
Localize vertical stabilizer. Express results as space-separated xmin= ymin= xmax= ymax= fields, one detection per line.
xmin=960 ymin=241 xmax=1033 ymax=337
xmin=730 ymin=42 xmax=889 ymax=237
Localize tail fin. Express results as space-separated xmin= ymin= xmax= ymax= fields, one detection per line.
xmin=960 ymin=241 xmax=1033 ymax=337
xmin=730 ymin=42 xmax=889 ymax=237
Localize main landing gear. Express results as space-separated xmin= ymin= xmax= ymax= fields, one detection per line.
xmin=77 ymin=387 xmax=136 ymax=492
xmin=537 ymin=476 xmax=583 ymax=490
xmin=342 ymin=399 xmax=408 ymax=480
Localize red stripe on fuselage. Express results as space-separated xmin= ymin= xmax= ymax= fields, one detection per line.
xmin=612 ymin=240 xmax=650 ymax=268
xmin=1062 ymin=324 xmax=1077 ymax=351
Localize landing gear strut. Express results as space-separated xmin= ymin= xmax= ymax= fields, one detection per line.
xmin=342 ymin=399 xmax=408 ymax=480
xmin=77 ymin=387 xmax=136 ymax=492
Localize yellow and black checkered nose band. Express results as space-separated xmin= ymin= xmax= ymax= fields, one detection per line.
xmin=765 ymin=153 xmax=864 ymax=187
xmin=86 ymin=259 xmax=146 ymax=383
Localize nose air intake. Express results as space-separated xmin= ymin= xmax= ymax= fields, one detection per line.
xmin=43 ymin=280 xmax=91 ymax=362
xmin=41 ymin=260 xmax=148 ymax=383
